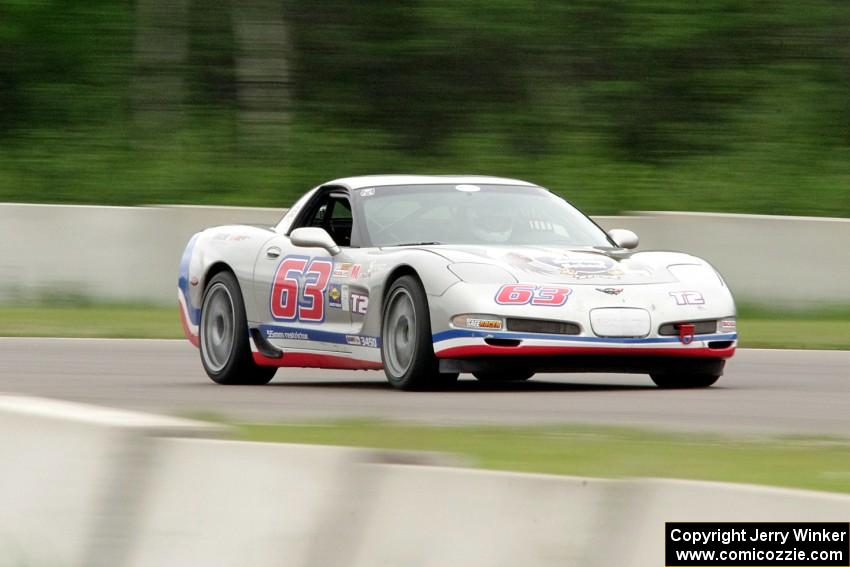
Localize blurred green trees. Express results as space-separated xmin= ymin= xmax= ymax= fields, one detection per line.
xmin=0 ymin=0 xmax=848 ymax=215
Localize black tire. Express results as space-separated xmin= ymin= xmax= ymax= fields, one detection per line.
xmin=650 ymin=373 xmax=719 ymax=389
xmin=199 ymin=271 xmax=277 ymax=385
xmin=380 ymin=275 xmax=458 ymax=390
xmin=473 ymin=371 xmax=535 ymax=382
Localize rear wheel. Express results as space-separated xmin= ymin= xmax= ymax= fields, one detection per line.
xmin=650 ymin=373 xmax=719 ymax=389
xmin=381 ymin=275 xmax=458 ymax=390
xmin=200 ymin=271 xmax=276 ymax=385
xmin=473 ymin=371 xmax=534 ymax=382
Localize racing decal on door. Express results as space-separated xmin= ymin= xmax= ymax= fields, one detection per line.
xmin=350 ymin=291 xmax=369 ymax=314
xmin=328 ymin=284 xmax=343 ymax=309
xmin=270 ymin=255 xmax=333 ymax=322
xmin=332 ymin=262 xmax=361 ymax=279
xmin=494 ymin=284 xmax=572 ymax=306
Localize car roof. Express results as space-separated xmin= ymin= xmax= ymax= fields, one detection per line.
xmin=324 ymin=174 xmax=539 ymax=190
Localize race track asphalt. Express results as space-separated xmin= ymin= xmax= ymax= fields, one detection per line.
xmin=1 ymin=338 xmax=848 ymax=435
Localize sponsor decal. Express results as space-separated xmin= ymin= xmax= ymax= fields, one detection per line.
xmin=669 ymin=291 xmax=705 ymax=306
xmin=332 ymin=262 xmax=362 ymax=279
xmin=346 ymin=335 xmax=379 ymax=348
xmin=332 ymin=262 xmax=351 ymax=278
xmin=495 ymin=284 xmax=572 ymax=306
xmin=328 ymin=284 xmax=343 ymax=308
xmin=501 ymin=251 xmax=652 ymax=280
xmin=266 ymin=329 xmax=309 ymax=341
xmin=351 ymin=292 xmax=369 ymax=314
xmin=260 ymin=324 xmax=381 ymax=349
xmin=596 ymin=287 xmax=623 ymax=295
xmin=557 ymin=258 xmax=616 ymax=275
xmin=360 ymin=188 xmax=375 ymax=197
xmin=341 ymin=284 xmax=351 ymax=312
xmin=467 ymin=318 xmax=502 ymax=330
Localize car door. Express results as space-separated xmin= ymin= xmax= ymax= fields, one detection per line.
xmin=252 ymin=187 xmax=357 ymax=353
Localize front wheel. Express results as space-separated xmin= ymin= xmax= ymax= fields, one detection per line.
xmin=200 ymin=271 xmax=277 ymax=385
xmin=381 ymin=275 xmax=457 ymax=390
xmin=650 ymin=373 xmax=719 ymax=389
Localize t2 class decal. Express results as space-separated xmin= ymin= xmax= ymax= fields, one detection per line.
xmin=270 ymin=255 xmax=333 ymax=322
xmin=495 ymin=284 xmax=572 ymax=306
xmin=350 ymin=292 xmax=369 ymax=315
xmin=669 ymin=291 xmax=705 ymax=306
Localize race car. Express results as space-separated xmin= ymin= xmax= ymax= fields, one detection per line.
xmin=178 ymin=175 xmax=736 ymax=390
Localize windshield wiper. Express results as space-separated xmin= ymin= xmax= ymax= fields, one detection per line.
xmin=389 ymin=241 xmax=442 ymax=246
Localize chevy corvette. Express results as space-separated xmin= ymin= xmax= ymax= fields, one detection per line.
xmin=178 ymin=175 xmax=736 ymax=389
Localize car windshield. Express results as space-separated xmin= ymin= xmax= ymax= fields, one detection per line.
xmin=355 ymin=184 xmax=613 ymax=247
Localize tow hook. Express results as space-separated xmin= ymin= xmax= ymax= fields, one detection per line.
xmin=678 ymin=323 xmax=696 ymax=345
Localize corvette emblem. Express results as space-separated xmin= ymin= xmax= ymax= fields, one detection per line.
xmin=595 ymin=287 xmax=623 ymax=295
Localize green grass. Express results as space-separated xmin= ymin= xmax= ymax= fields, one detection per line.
xmin=0 ymin=304 xmax=182 ymax=339
xmin=736 ymin=305 xmax=850 ymax=350
xmin=0 ymin=303 xmax=849 ymax=349
xmin=228 ymin=420 xmax=850 ymax=495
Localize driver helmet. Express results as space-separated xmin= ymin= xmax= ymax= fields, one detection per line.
xmin=466 ymin=203 xmax=513 ymax=243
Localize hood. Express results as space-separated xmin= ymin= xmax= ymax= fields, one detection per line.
xmin=430 ymin=245 xmax=695 ymax=285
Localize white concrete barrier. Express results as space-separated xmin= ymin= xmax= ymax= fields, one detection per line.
xmin=339 ymin=464 xmax=615 ymax=567
xmin=2 ymin=203 xmax=848 ymax=306
xmin=4 ymin=395 xmax=850 ymax=567
xmin=0 ymin=203 xmax=285 ymax=305
xmin=0 ymin=395 xmax=222 ymax=567
xmin=124 ymin=439 xmax=376 ymax=567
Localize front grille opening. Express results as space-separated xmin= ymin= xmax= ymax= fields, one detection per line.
xmin=506 ymin=318 xmax=580 ymax=335
xmin=484 ymin=338 xmax=522 ymax=347
xmin=708 ymin=340 xmax=734 ymax=349
xmin=659 ymin=320 xmax=717 ymax=336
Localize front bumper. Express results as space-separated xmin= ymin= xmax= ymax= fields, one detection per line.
xmin=432 ymin=328 xmax=737 ymax=359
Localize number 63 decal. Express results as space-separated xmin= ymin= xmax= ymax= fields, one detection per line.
xmin=495 ymin=284 xmax=572 ymax=306
xmin=270 ymin=255 xmax=333 ymax=322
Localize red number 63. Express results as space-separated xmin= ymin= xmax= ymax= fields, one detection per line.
xmin=270 ymin=256 xmax=333 ymax=322
xmin=495 ymin=284 xmax=571 ymax=306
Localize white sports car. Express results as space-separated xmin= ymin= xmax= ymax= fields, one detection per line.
xmin=179 ymin=175 xmax=736 ymax=389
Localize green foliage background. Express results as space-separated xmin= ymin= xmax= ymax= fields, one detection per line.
xmin=1 ymin=0 xmax=849 ymax=215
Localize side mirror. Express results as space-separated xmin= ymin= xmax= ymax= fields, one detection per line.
xmin=607 ymin=228 xmax=639 ymax=250
xmin=290 ymin=227 xmax=341 ymax=256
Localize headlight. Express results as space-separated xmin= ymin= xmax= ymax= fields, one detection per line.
xmin=451 ymin=314 xmax=504 ymax=330
xmin=448 ymin=263 xmax=516 ymax=285
xmin=718 ymin=318 xmax=736 ymax=333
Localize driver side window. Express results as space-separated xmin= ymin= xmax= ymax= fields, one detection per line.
xmin=302 ymin=192 xmax=353 ymax=247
